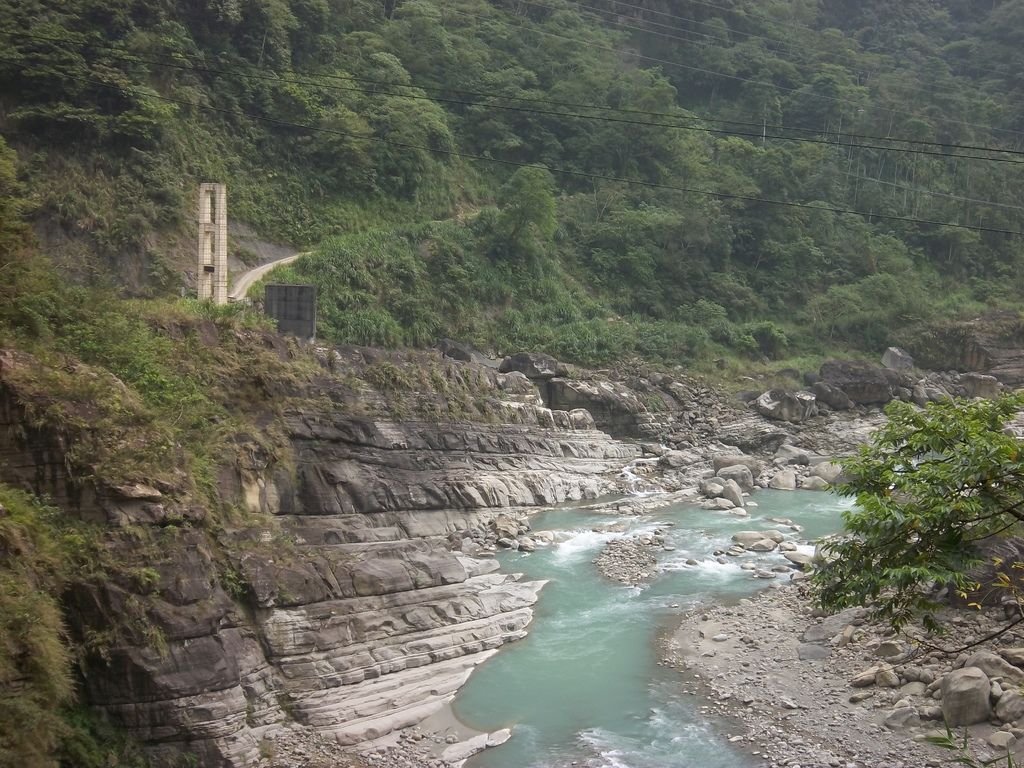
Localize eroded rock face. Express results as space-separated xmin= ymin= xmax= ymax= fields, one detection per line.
xmin=882 ymin=347 xmax=914 ymax=371
xmin=498 ymin=351 xmax=568 ymax=380
xmin=0 ymin=349 xmax=640 ymax=767
xmin=135 ymin=412 xmax=633 ymax=763
xmin=902 ymin=312 xmax=1024 ymax=386
xmin=545 ymin=377 xmax=666 ymax=438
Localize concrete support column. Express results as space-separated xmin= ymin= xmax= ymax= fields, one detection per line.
xmin=197 ymin=183 xmax=228 ymax=304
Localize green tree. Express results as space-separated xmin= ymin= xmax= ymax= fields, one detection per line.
xmin=813 ymin=393 xmax=1024 ymax=633
xmin=495 ymin=166 xmax=557 ymax=258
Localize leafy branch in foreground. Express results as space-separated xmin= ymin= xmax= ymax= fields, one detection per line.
xmin=812 ymin=393 xmax=1024 ymax=634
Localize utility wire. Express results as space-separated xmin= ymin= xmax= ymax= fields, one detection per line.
xmin=7 ymin=57 xmax=1020 ymax=237
xmin=48 ymin=48 xmax=1024 ymax=167
xmin=840 ymin=172 xmax=1024 ymax=212
xmin=4 ymin=29 xmax=1023 ymax=164
xmin=549 ymin=0 xmax=999 ymax=106
xmin=442 ymin=5 xmax=1024 ymax=139
xmin=605 ymin=0 xmax=1013 ymax=84
xmin=588 ymin=0 xmax=1013 ymax=85
xmin=5 ymin=6 xmax=1017 ymax=141
xmin=4 ymin=27 xmax=1020 ymax=156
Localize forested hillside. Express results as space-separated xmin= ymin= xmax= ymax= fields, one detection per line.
xmin=3 ymin=0 xmax=1024 ymax=364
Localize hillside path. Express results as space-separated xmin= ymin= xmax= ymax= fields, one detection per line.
xmin=228 ymin=253 xmax=303 ymax=302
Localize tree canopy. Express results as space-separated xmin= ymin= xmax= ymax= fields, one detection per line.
xmin=3 ymin=0 xmax=1024 ymax=360
xmin=813 ymin=393 xmax=1024 ymax=633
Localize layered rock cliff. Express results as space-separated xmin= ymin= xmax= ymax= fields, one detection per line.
xmin=901 ymin=312 xmax=1024 ymax=387
xmin=0 ymin=341 xmax=638 ymax=766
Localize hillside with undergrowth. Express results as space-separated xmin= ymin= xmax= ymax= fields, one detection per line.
xmin=4 ymin=0 xmax=1024 ymax=365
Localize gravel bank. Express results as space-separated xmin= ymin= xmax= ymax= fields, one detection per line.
xmin=261 ymin=702 xmax=505 ymax=768
xmin=663 ymin=581 xmax=1024 ymax=768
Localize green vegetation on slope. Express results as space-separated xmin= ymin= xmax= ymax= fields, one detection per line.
xmin=2 ymin=0 xmax=1024 ymax=362
xmin=0 ymin=486 xmax=152 ymax=768
xmin=0 ymin=486 xmax=73 ymax=768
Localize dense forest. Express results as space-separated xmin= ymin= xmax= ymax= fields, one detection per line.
xmin=3 ymin=0 xmax=1024 ymax=366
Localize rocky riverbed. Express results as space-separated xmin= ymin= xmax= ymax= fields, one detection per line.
xmin=664 ymin=581 xmax=1024 ymax=768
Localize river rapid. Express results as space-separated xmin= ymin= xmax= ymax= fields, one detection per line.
xmin=452 ymin=491 xmax=852 ymax=768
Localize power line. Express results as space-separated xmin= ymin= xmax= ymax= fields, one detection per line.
xmin=441 ymin=4 xmax=1024 ymax=140
xmin=841 ymin=171 xmax=1024 ymax=212
xmin=550 ymin=0 xmax=999 ymax=107
xmin=8 ymin=58 xmax=1020 ymax=237
xmin=605 ymin=0 xmax=1015 ymax=85
xmin=59 ymin=49 xmax=1024 ymax=167
xmin=4 ymin=27 xmax=1021 ymax=158
xmin=4 ymin=28 xmax=1023 ymax=166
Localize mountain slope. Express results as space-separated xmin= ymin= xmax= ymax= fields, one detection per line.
xmin=2 ymin=0 xmax=1024 ymax=361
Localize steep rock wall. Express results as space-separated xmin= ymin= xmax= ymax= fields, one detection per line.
xmin=0 ymin=348 xmax=638 ymax=766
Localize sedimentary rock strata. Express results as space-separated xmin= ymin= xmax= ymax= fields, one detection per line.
xmin=0 ymin=346 xmax=641 ymax=767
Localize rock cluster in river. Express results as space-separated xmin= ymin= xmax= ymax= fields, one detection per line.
xmin=592 ymin=528 xmax=674 ymax=584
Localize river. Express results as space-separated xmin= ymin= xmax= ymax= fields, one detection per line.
xmin=452 ymin=490 xmax=852 ymax=768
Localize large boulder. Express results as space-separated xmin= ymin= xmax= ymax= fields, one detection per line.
xmin=753 ymin=389 xmax=818 ymax=423
xmin=732 ymin=531 xmax=768 ymax=547
xmin=962 ymin=651 xmax=1024 ymax=684
xmin=819 ymin=360 xmax=901 ymax=405
xmin=698 ymin=477 xmax=726 ymax=497
xmin=784 ymin=551 xmax=814 ymax=569
xmin=811 ymin=381 xmax=854 ymax=411
xmin=720 ymin=479 xmax=745 ymax=508
xmin=775 ymin=444 xmax=810 ymax=465
xmin=712 ymin=454 xmax=765 ymax=476
xmin=999 ymin=648 xmax=1024 ymax=668
xmin=661 ymin=450 xmax=695 ymax=469
xmin=941 ymin=667 xmax=992 ymax=726
xmin=715 ymin=421 xmax=790 ymax=455
xmin=717 ymin=464 xmax=755 ymax=493
xmin=492 ymin=513 xmax=521 ymax=540
xmin=882 ymin=347 xmax=914 ymax=371
xmin=769 ymin=470 xmax=797 ymax=490
xmin=912 ymin=379 xmax=952 ymax=406
xmin=996 ymin=690 xmax=1024 ymax=723
xmin=439 ymin=339 xmax=494 ymax=367
xmin=499 ymin=352 xmax=568 ymax=380
xmin=810 ymin=461 xmax=843 ymax=484
xmin=800 ymin=475 xmax=829 ymax=491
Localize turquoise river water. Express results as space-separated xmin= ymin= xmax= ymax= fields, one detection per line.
xmin=452 ymin=490 xmax=853 ymax=768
